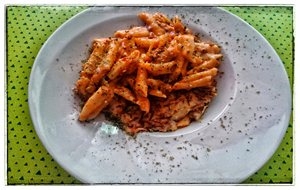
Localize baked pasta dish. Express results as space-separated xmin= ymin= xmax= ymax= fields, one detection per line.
xmin=75 ymin=12 xmax=223 ymax=135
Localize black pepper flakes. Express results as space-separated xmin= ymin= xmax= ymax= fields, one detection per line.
xmin=191 ymin=155 xmax=198 ymax=160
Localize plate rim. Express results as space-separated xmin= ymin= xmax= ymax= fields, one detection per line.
xmin=218 ymin=7 xmax=292 ymax=183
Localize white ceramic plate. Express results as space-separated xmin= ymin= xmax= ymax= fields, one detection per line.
xmin=29 ymin=7 xmax=291 ymax=183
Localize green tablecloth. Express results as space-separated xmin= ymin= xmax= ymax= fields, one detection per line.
xmin=6 ymin=6 xmax=293 ymax=184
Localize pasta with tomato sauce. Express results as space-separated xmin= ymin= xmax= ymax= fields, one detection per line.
xmin=75 ymin=12 xmax=222 ymax=135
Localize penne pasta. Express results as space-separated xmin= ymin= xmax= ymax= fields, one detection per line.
xmin=114 ymin=27 xmax=150 ymax=38
xmin=86 ymin=84 xmax=96 ymax=94
xmin=149 ymin=89 xmax=167 ymax=98
xmin=157 ymin=33 xmax=172 ymax=48
xmin=135 ymin=66 xmax=148 ymax=97
xmin=175 ymin=34 xmax=195 ymax=58
xmin=107 ymin=50 xmax=140 ymax=80
xmin=123 ymin=76 xmax=135 ymax=89
xmin=173 ymin=76 xmax=212 ymax=90
xmin=93 ymin=38 xmax=110 ymax=44
xmin=104 ymin=40 xmax=120 ymax=66
xmin=118 ymin=38 xmax=137 ymax=58
xmin=146 ymin=78 xmax=172 ymax=92
xmin=203 ymin=53 xmax=223 ymax=60
xmin=134 ymin=34 xmax=170 ymax=49
xmin=90 ymin=40 xmax=120 ymax=84
xmin=153 ymin=13 xmax=172 ymax=25
xmin=136 ymin=94 xmax=150 ymax=113
xmin=195 ymin=42 xmax=221 ymax=54
xmin=134 ymin=37 xmax=159 ymax=48
xmin=153 ymin=13 xmax=174 ymax=32
xmin=140 ymin=61 xmax=176 ymax=75
xmin=186 ymin=55 xmax=203 ymax=67
xmin=187 ymin=59 xmax=220 ymax=75
xmin=170 ymin=56 xmax=185 ymax=81
xmin=75 ymin=77 xmax=90 ymax=96
xmin=128 ymin=27 xmax=150 ymax=37
xmin=84 ymin=39 xmax=110 ymax=73
xmin=79 ymin=85 xmax=114 ymax=121
xmin=138 ymin=12 xmax=165 ymax=36
xmin=181 ymin=61 xmax=188 ymax=77
xmin=113 ymin=86 xmax=136 ymax=103
xmin=114 ymin=30 xmax=128 ymax=38
xmin=181 ymin=68 xmax=218 ymax=82
xmin=172 ymin=16 xmax=185 ymax=33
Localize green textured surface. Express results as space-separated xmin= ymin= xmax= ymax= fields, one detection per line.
xmin=6 ymin=6 xmax=293 ymax=184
